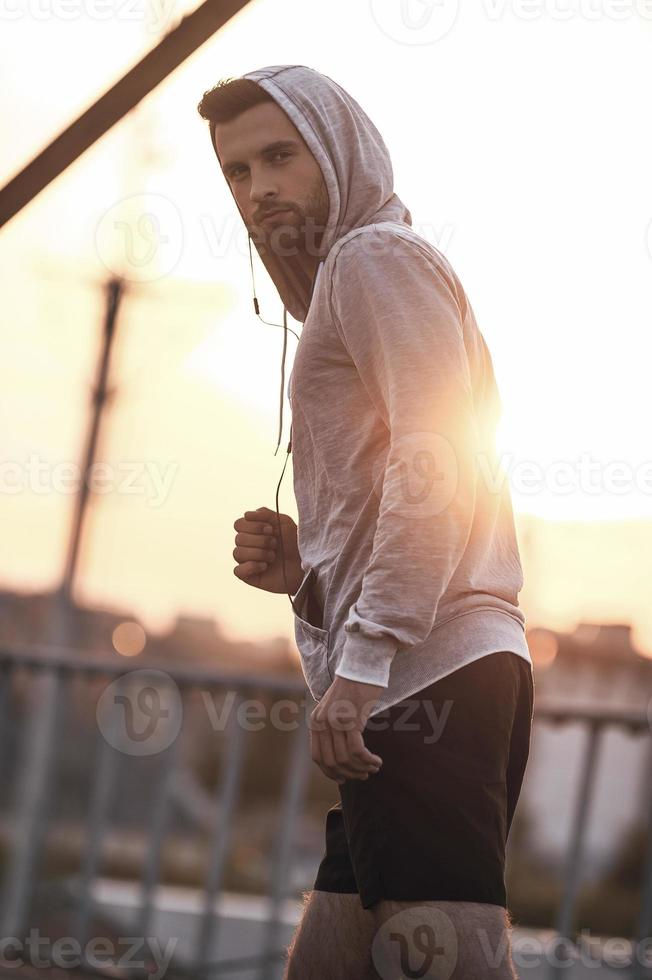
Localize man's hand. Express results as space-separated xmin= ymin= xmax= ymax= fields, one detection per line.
xmin=233 ymin=506 xmax=304 ymax=595
xmin=309 ymin=675 xmax=385 ymax=785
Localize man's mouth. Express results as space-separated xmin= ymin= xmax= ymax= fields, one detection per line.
xmin=259 ymin=209 xmax=291 ymax=223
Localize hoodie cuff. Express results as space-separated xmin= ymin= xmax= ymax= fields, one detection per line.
xmin=334 ymin=632 xmax=398 ymax=688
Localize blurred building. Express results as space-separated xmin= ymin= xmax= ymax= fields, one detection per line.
xmin=0 ymin=586 xmax=295 ymax=674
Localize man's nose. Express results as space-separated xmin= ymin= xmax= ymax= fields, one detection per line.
xmin=249 ymin=168 xmax=279 ymax=204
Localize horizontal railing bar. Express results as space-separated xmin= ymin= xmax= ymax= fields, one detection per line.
xmin=0 ymin=644 xmax=306 ymax=692
xmin=534 ymin=699 xmax=650 ymax=731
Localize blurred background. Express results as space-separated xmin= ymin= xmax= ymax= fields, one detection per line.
xmin=1 ymin=0 xmax=652 ymax=977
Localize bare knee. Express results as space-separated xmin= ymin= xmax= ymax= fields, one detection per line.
xmin=368 ymin=899 xmax=516 ymax=979
xmin=284 ymin=890 xmax=376 ymax=980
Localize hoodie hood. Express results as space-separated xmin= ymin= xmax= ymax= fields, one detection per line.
xmin=210 ymin=64 xmax=412 ymax=322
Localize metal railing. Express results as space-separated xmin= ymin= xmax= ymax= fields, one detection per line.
xmin=0 ymin=645 xmax=310 ymax=979
xmin=534 ymin=700 xmax=652 ymax=979
xmin=0 ymin=645 xmax=650 ymax=979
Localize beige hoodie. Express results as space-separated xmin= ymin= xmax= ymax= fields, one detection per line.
xmin=218 ymin=64 xmax=532 ymax=717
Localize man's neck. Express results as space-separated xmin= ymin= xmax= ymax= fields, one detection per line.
xmin=281 ymin=249 xmax=320 ymax=298
xmin=294 ymin=248 xmax=320 ymax=285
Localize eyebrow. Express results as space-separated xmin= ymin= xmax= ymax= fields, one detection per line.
xmin=221 ymin=139 xmax=300 ymax=176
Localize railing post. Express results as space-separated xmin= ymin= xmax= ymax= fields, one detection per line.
xmin=72 ymin=674 xmax=125 ymax=953
xmin=0 ymin=660 xmax=11 ymax=782
xmin=548 ymin=719 xmax=603 ymax=978
xmin=631 ymin=738 xmax=652 ymax=979
xmin=135 ymin=708 xmax=181 ymax=955
xmin=193 ymin=688 xmax=248 ymax=972
xmin=0 ymin=666 xmax=65 ymax=940
xmin=260 ymin=703 xmax=312 ymax=980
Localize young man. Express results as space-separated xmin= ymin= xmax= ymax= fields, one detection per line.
xmin=198 ymin=65 xmax=534 ymax=979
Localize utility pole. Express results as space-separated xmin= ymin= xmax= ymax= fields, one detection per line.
xmin=60 ymin=276 xmax=124 ymax=610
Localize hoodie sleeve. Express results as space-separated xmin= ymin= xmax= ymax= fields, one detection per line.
xmin=329 ymin=229 xmax=480 ymax=688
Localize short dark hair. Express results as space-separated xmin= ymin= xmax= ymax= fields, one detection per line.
xmin=196 ymin=77 xmax=274 ymax=132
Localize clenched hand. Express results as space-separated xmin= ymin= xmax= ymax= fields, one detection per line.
xmin=232 ymin=506 xmax=304 ymax=595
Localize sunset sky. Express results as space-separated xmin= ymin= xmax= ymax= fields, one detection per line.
xmin=1 ymin=0 xmax=651 ymax=660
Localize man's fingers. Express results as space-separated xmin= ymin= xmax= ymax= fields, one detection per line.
xmin=313 ymin=729 xmax=352 ymax=784
xmin=243 ymin=507 xmax=285 ymax=525
xmin=317 ymin=730 xmax=340 ymax=779
xmin=346 ymin=729 xmax=383 ymax=768
xmin=310 ymin=726 xmax=379 ymax=784
xmin=235 ymin=531 xmax=277 ymax=549
xmin=233 ymin=545 xmax=277 ymax=564
xmin=234 ymin=516 xmax=276 ymax=535
xmin=311 ymin=729 xmax=342 ymax=784
xmin=233 ymin=561 xmax=266 ymax=581
xmin=332 ymin=729 xmax=370 ymax=778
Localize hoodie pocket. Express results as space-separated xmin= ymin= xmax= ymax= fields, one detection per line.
xmin=293 ymin=567 xmax=332 ymax=696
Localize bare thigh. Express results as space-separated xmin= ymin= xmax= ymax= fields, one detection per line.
xmin=284 ymin=890 xmax=376 ymax=980
xmin=368 ymin=900 xmax=517 ymax=979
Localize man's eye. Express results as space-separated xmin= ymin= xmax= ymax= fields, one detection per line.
xmin=229 ymin=151 xmax=291 ymax=180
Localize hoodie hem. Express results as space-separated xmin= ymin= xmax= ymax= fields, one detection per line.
xmin=327 ymin=607 xmax=532 ymax=717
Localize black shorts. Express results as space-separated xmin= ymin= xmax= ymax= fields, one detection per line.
xmin=313 ymin=650 xmax=534 ymax=910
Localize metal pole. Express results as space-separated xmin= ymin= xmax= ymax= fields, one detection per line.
xmin=260 ymin=707 xmax=312 ymax=980
xmin=631 ymin=737 xmax=652 ymax=979
xmin=136 ymin=704 xmax=182 ymax=951
xmin=72 ymin=676 xmax=125 ymax=950
xmin=0 ymin=666 xmax=65 ymax=939
xmin=548 ymin=720 xmax=603 ymax=978
xmin=61 ymin=276 xmax=124 ymax=601
xmin=194 ymin=689 xmax=248 ymax=970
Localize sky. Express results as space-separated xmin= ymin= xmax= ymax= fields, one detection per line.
xmin=1 ymin=0 xmax=652 ymax=659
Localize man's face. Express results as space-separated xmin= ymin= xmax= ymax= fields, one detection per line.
xmin=214 ymin=101 xmax=330 ymax=258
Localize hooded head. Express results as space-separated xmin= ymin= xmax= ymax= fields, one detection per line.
xmin=198 ymin=64 xmax=412 ymax=322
